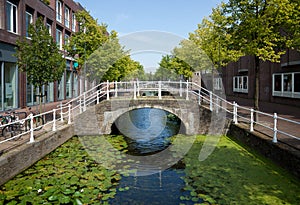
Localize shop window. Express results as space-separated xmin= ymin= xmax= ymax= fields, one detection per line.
xmin=273 ymin=72 xmax=300 ymax=98
xmin=6 ymin=1 xmax=18 ymax=34
xmin=58 ymin=73 xmax=65 ymax=100
xmin=233 ymin=76 xmax=248 ymax=93
xmin=4 ymin=62 xmax=17 ymax=109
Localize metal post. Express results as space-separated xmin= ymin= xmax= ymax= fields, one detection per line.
xmin=29 ymin=114 xmax=34 ymax=143
xmin=134 ymin=81 xmax=137 ymax=100
xmin=137 ymin=79 xmax=140 ymax=97
xmin=234 ymin=102 xmax=238 ymax=124
xmin=186 ymin=80 xmax=189 ymax=100
xmin=209 ymin=92 xmax=213 ymax=111
xmin=179 ymin=80 xmax=182 ymax=97
xmin=68 ymin=104 xmax=72 ymax=124
xmin=273 ymin=113 xmax=278 ymax=143
xmin=52 ymin=109 xmax=56 ymax=131
xmin=60 ymin=102 xmax=64 ymax=122
xmin=216 ymin=97 xmax=219 ymax=114
xmin=97 ymin=90 xmax=100 ymax=104
xmin=115 ymin=81 xmax=118 ymax=97
xmin=250 ymin=109 xmax=254 ymax=132
xmin=158 ymin=81 xmax=162 ymax=100
xmin=106 ymin=80 xmax=110 ymax=100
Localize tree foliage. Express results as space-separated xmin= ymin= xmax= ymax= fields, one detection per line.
xmin=15 ymin=17 xmax=65 ymax=89
xmin=64 ymin=10 xmax=112 ymax=70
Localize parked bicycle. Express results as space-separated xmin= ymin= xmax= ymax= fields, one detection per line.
xmin=1 ymin=107 xmax=45 ymax=140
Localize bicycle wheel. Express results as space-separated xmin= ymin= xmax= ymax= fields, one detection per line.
xmin=33 ymin=116 xmax=44 ymax=131
xmin=2 ymin=125 xmax=13 ymax=139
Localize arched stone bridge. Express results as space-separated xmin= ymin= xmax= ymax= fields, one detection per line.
xmin=74 ymin=98 xmax=222 ymax=136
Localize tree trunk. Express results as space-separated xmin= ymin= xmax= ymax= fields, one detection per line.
xmin=254 ymin=56 xmax=260 ymax=122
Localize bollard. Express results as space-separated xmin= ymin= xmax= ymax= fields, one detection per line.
xmin=158 ymin=81 xmax=162 ymax=100
xmin=107 ymin=80 xmax=110 ymax=100
xmin=186 ymin=80 xmax=189 ymax=100
xmin=115 ymin=81 xmax=118 ymax=97
xmin=134 ymin=82 xmax=137 ymax=100
xmin=179 ymin=80 xmax=182 ymax=97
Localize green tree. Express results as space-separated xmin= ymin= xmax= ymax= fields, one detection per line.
xmin=221 ymin=0 xmax=298 ymax=115
xmin=159 ymin=55 xmax=193 ymax=80
xmin=15 ymin=17 xmax=65 ymax=111
xmin=64 ymin=10 xmax=112 ymax=72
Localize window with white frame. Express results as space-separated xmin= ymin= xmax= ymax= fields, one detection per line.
xmin=46 ymin=23 xmax=52 ymax=35
xmin=214 ymin=77 xmax=223 ymax=90
xmin=72 ymin=13 xmax=76 ymax=32
xmin=64 ymin=33 xmax=70 ymax=47
xmin=65 ymin=7 xmax=70 ymax=28
xmin=56 ymin=0 xmax=62 ymax=23
xmin=6 ymin=1 xmax=18 ymax=33
xmin=273 ymin=72 xmax=300 ymax=99
xmin=233 ymin=76 xmax=248 ymax=93
xmin=25 ymin=11 xmax=33 ymax=38
xmin=56 ymin=28 xmax=62 ymax=50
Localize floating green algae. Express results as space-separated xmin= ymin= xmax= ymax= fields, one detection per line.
xmin=178 ymin=135 xmax=300 ymax=205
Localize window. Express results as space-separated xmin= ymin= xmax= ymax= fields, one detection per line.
xmin=214 ymin=78 xmax=223 ymax=90
xmin=46 ymin=23 xmax=52 ymax=35
xmin=66 ymin=70 xmax=72 ymax=99
xmin=72 ymin=13 xmax=76 ymax=32
xmin=25 ymin=12 xmax=33 ymax=38
xmin=273 ymin=72 xmax=300 ymax=99
xmin=56 ymin=28 xmax=62 ymax=50
xmin=65 ymin=7 xmax=70 ymax=28
xmin=56 ymin=0 xmax=62 ymax=23
xmin=6 ymin=1 xmax=18 ymax=33
xmin=233 ymin=76 xmax=248 ymax=93
xmin=4 ymin=62 xmax=17 ymax=109
xmin=64 ymin=33 xmax=70 ymax=47
xmin=58 ymin=73 xmax=65 ymax=100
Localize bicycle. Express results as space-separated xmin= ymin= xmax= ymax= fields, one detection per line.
xmin=26 ymin=107 xmax=44 ymax=131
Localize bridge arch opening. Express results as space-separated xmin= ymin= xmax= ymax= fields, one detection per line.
xmin=111 ymin=107 xmax=187 ymax=137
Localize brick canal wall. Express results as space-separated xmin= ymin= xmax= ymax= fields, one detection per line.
xmin=227 ymin=123 xmax=300 ymax=179
xmin=0 ymin=125 xmax=74 ymax=186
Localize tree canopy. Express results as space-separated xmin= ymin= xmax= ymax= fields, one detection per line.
xmin=15 ymin=17 xmax=65 ymax=89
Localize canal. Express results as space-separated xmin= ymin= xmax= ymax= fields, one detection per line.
xmin=0 ymin=108 xmax=299 ymax=204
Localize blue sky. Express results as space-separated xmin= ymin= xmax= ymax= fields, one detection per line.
xmin=76 ymin=0 xmax=225 ymax=73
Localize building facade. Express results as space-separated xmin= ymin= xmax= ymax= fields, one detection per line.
xmin=0 ymin=0 xmax=84 ymax=111
xmin=221 ymin=49 xmax=300 ymax=117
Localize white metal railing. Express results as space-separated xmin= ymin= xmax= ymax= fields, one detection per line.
xmin=1 ymin=81 xmax=299 ymax=149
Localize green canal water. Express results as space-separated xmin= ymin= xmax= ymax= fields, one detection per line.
xmin=0 ymin=108 xmax=300 ymax=204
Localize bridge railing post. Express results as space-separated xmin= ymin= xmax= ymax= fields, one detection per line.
xmin=134 ymin=81 xmax=137 ymax=100
xmin=79 ymin=98 xmax=82 ymax=114
xmin=273 ymin=113 xmax=278 ymax=143
xmin=115 ymin=81 xmax=118 ymax=97
xmin=250 ymin=109 xmax=254 ymax=132
xmin=137 ymin=80 xmax=140 ymax=97
xmin=158 ymin=81 xmax=162 ymax=100
xmin=52 ymin=109 xmax=56 ymax=132
xmin=106 ymin=80 xmax=110 ymax=100
xmin=29 ymin=113 xmax=34 ymax=143
xmin=97 ymin=90 xmax=100 ymax=104
xmin=179 ymin=80 xmax=182 ymax=97
xmin=186 ymin=80 xmax=189 ymax=100
xmin=233 ymin=102 xmax=238 ymax=124
xmin=209 ymin=92 xmax=213 ymax=111
xmin=68 ymin=104 xmax=72 ymax=125
xmin=60 ymin=102 xmax=64 ymax=122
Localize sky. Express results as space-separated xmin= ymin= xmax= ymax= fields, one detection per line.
xmin=76 ymin=0 xmax=225 ymax=73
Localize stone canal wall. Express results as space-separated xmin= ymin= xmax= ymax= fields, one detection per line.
xmin=0 ymin=125 xmax=74 ymax=186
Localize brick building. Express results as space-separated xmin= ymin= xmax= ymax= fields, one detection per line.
xmin=0 ymin=0 xmax=85 ymax=111
xmin=221 ymin=49 xmax=300 ymax=117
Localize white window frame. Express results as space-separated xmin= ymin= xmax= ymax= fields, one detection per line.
xmin=56 ymin=28 xmax=63 ymax=50
xmin=72 ymin=13 xmax=76 ymax=32
xmin=46 ymin=23 xmax=52 ymax=35
xmin=273 ymin=72 xmax=300 ymax=99
xmin=65 ymin=7 xmax=70 ymax=28
xmin=233 ymin=76 xmax=248 ymax=93
xmin=56 ymin=0 xmax=62 ymax=23
xmin=6 ymin=1 xmax=18 ymax=34
xmin=25 ymin=11 xmax=33 ymax=38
